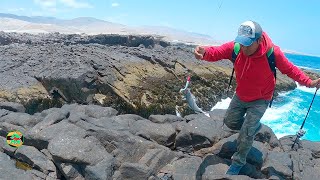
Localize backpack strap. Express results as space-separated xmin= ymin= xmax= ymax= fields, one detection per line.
xmin=266 ymin=46 xmax=276 ymax=107
xmin=267 ymin=47 xmax=276 ymax=76
xmin=232 ymin=42 xmax=241 ymax=63
xmin=227 ymin=43 xmax=241 ymax=96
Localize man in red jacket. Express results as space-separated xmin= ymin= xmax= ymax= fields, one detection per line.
xmin=194 ymin=20 xmax=320 ymax=175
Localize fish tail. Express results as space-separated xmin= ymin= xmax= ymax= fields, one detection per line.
xmin=203 ymin=112 xmax=210 ymax=117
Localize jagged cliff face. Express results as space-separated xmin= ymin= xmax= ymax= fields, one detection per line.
xmin=0 ymin=32 xmax=297 ymax=117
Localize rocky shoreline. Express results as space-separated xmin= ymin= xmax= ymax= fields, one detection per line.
xmin=1 ymin=32 xmax=320 ymax=180
xmin=0 ymin=32 xmax=300 ymax=117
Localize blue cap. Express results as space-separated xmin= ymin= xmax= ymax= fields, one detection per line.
xmin=235 ymin=20 xmax=262 ymax=46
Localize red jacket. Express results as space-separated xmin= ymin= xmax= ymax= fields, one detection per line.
xmin=202 ymin=32 xmax=312 ymax=102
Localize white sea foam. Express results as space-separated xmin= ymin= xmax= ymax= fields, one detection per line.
xmin=210 ymin=87 xmax=318 ymax=140
xmin=210 ymin=97 xmax=232 ymax=110
xmin=261 ymin=94 xmax=304 ymax=138
xmin=298 ymin=66 xmax=320 ymax=71
xmin=296 ymin=82 xmax=320 ymax=95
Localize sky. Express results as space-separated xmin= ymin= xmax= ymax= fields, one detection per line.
xmin=1 ymin=0 xmax=320 ymax=56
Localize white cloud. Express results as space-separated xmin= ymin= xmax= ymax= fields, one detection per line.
xmin=8 ymin=8 xmax=26 ymax=12
xmin=33 ymin=0 xmax=57 ymax=8
xmin=48 ymin=7 xmax=58 ymax=13
xmin=111 ymin=3 xmax=119 ymax=7
xmin=33 ymin=0 xmax=92 ymax=9
xmin=60 ymin=0 xmax=93 ymax=8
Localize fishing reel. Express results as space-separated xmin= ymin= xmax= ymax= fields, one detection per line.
xmin=296 ymin=129 xmax=306 ymax=138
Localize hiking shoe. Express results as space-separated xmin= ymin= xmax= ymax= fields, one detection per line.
xmin=226 ymin=164 xmax=243 ymax=175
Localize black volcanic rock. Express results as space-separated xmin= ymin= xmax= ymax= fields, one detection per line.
xmin=0 ymin=103 xmax=319 ymax=180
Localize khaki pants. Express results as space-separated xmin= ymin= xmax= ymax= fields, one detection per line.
xmin=223 ymin=94 xmax=269 ymax=166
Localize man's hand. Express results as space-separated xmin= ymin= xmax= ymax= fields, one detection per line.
xmin=310 ymin=78 xmax=320 ymax=89
xmin=194 ymin=46 xmax=206 ymax=59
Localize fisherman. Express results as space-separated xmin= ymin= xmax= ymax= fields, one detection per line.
xmin=194 ymin=20 xmax=320 ymax=175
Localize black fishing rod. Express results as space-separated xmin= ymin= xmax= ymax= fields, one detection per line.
xmin=291 ymin=87 xmax=319 ymax=149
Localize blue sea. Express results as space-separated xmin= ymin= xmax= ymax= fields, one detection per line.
xmin=212 ymin=53 xmax=320 ymax=142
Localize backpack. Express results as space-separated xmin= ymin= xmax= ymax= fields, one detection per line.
xmin=227 ymin=42 xmax=276 ymax=107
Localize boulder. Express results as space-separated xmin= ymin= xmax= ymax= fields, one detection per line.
xmin=14 ymin=145 xmax=57 ymax=175
xmin=84 ymin=104 xmax=118 ymax=118
xmin=216 ymin=134 xmax=268 ymax=169
xmin=0 ymin=151 xmax=33 ymax=180
xmin=55 ymin=162 xmax=85 ymax=180
xmin=159 ymin=156 xmax=202 ymax=180
xmin=48 ymin=135 xmax=108 ymax=165
xmin=0 ymin=112 xmax=42 ymax=129
xmin=131 ymin=120 xmax=176 ymax=147
xmin=149 ymin=114 xmax=185 ymax=124
xmin=175 ymin=114 xmax=227 ymax=152
xmin=301 ymin=140 xmax=320 ymax=158
xmin=261 ymin=152 xmax=293 ymax=179
xmin=0 ymin=101 xmax=25 ymax=112
xmin=26 ymin=120 xmax=87 ymax=150
xmin=84 ymin=154 xmax=116 ymax=180
xmin=28 ymin=109 xmax=69 ymax=134
xmin=117 ymin=162 xmax=152 ymax=180
xmin=255 ymin=124 xmax=281 ymax=148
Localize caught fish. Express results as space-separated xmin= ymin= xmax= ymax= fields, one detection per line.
xmin=182 ymin=88 xmax=210 ymax=117
xmin=180 ymin=76 xmax=210 ymax=117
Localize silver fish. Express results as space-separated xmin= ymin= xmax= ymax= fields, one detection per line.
xmin=181 ymin=88 xmax=210 ymax=117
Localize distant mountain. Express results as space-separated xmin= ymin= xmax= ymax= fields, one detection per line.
xmin=0 ymin=13 xmax=121 ymax=27
xmin=63 ymin=17 xmax=115 ymax=26
xmin=0 ymin=13 xmax=62 ymax=24
xmin=0 ymin=17 xmax=84 ymax=34
xmin=137 ymin=25 xmax=217 ymax=45
xmin=0 ymin=13 xmax=218 ymax=45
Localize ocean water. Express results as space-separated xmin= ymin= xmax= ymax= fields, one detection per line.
xmin=212 ymin=53 xmax=320 ymax=141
